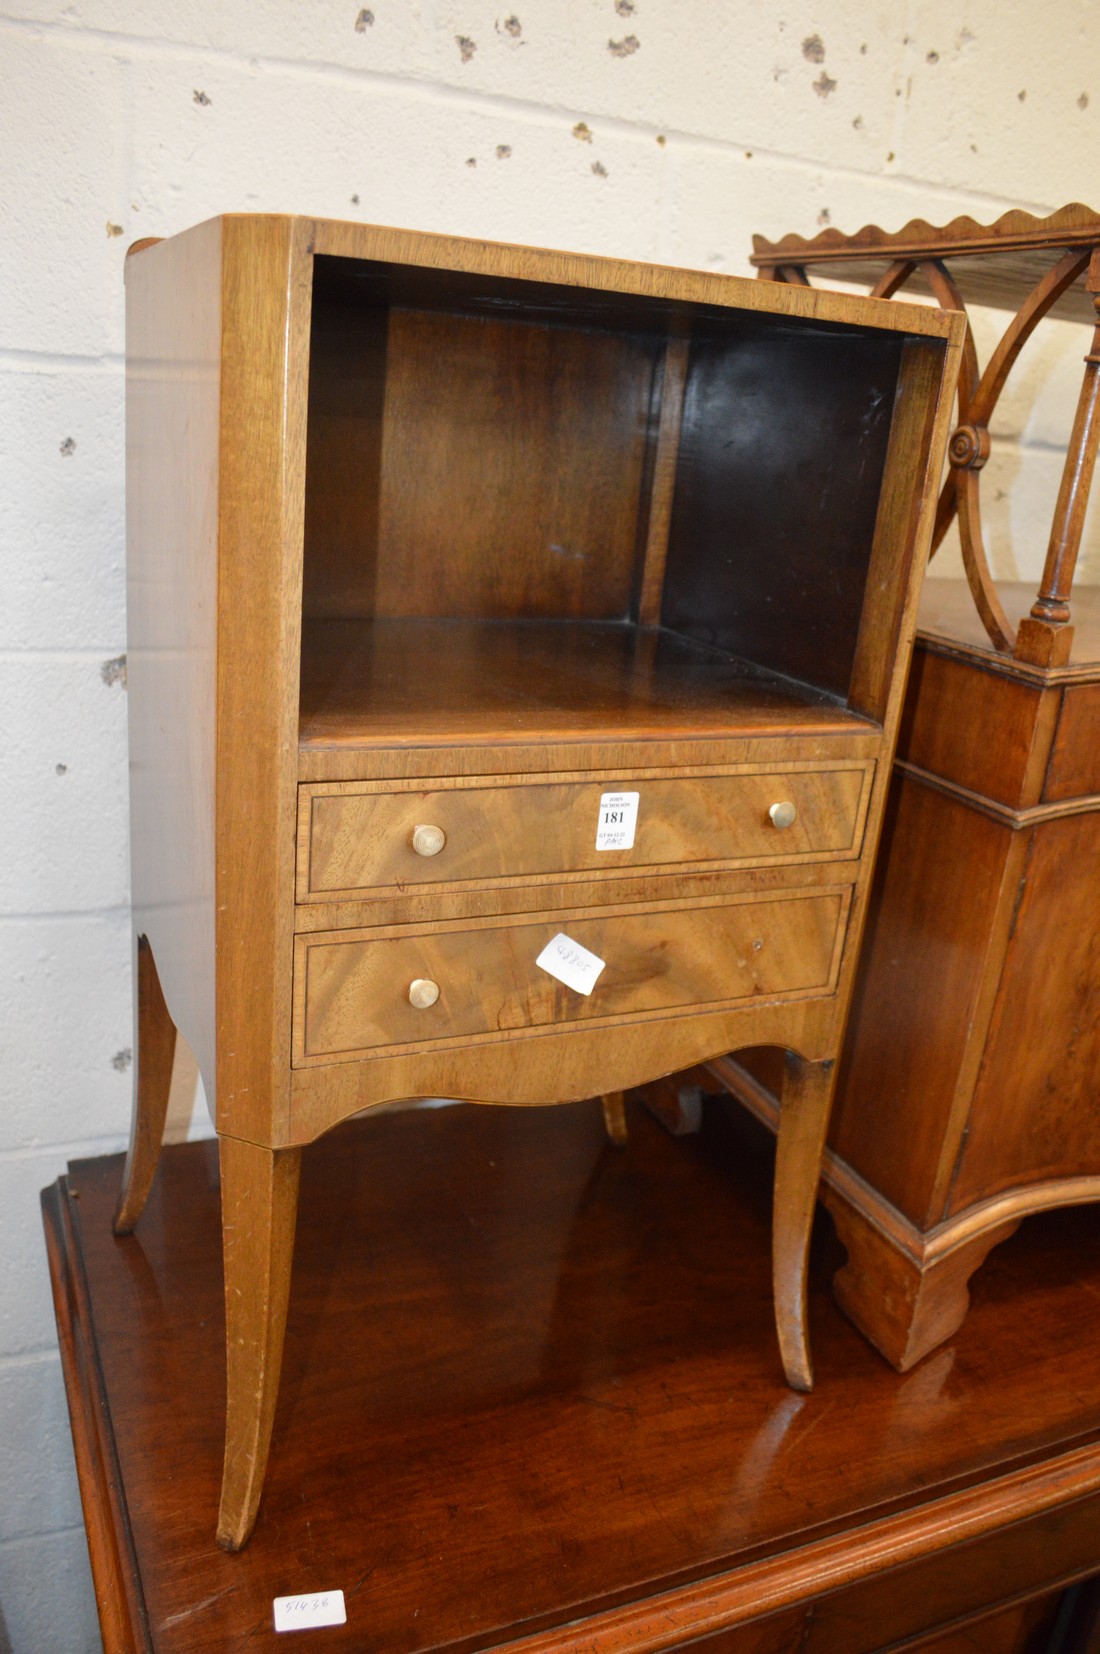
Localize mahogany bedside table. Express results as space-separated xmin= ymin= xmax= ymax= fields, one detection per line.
xmin=113 ymin=215 xmax=961 ymax=1548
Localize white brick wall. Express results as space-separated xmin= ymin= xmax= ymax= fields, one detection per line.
xmin=1 ymin=4 xmax=1096 ymax=1647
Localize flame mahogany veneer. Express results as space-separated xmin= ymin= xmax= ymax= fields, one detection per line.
xmin=114 ymin=216 xmax=960 ymax=1547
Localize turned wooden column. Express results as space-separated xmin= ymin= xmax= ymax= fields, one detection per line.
xmin=1017 ymin=265 xmax=1100 ymax=664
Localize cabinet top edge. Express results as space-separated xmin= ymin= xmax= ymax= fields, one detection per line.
xmin=125 ymin=212 xmax=963 ymax=342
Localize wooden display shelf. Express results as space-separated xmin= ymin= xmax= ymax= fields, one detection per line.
xmin=44 ymin=1097 xmax=1100 ymax=1653
xmin=297 ymin=618 xmax=868 ymax=755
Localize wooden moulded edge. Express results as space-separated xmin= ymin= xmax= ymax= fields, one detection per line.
xmin=210 ymin=211 xmax=960 ymax=341
xmin=487 ymin=1440 xmax=1100 ymax=1654
xmin=915 ymin=624 xmax=1100 ymax=687
xmin=751 ymin=202 xmax=1100 ymax=267
xmin=297 ymin=728 xmax=883 ymax=785
xmin=41 ymin=1178 xmax=150 ymax=1654
xmin=712 ymin=1052 xmax=1100 ymax=1268
xmin=894 ymin=759 xmax=1100 ymax=831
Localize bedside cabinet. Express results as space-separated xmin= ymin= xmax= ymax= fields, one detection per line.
xmin=113 ymin=215 xmax=961 ymax=1547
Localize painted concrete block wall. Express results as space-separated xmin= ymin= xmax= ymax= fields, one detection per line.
xmin=1 ymin=2 xmax=1097 ymax=1647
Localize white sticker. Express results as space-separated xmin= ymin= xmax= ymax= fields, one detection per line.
xmin=273 ymin=1591 xmax=348 ymax=1633
xmin=536 ymin=932 xmax=606 ymax=996
xmin=595 ymin=791 xmax=639 ymax=851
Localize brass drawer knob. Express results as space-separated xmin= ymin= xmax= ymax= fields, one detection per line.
xmin=412 ymin=823 xmax=446 ymax=857
xmin=769 ymin=800 xmax=798 ymax=830
xmin=408 ymin=978 xmax=440 ymax=1010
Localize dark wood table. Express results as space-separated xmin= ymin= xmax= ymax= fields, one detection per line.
xmin=43 ymin=1097 xmax=1100 ymax=1653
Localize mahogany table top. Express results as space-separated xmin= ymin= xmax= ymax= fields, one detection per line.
xmin=43 ymin=1097 xmax=1100 ymax=1653
xmin=918 ymin=578 xmax=1100 ymax=676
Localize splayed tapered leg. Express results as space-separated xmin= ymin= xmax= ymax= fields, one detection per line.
xmin=216 ymin=1133 xmax=302 ymax=1551
xmin=772 ymin=1053 xmax=836 ymax=1392
xmin=601 ymin=1091 xmax=629 ymax=1145
xmin=113 ymin=934 xmax=177 ymax=1234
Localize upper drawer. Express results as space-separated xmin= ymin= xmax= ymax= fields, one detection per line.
xmin=297 ymin=764 xmax=873 ymax=901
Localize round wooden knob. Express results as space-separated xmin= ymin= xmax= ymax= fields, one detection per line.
xmin=408 ymin=978 xmax=440 ymax=1010
xmin=412 ymin=823 xmax=446 ymax=857
xmin=769 ymin=800 xmax=798 ymax=830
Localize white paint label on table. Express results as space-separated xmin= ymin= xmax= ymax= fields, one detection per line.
xmin=536 ymin=932 xmax=606 ymax=996
xmin=273 ymin=1591 xmax=348 ymax=1633
xmin=595 ymin=790 xmax=639 ymax=851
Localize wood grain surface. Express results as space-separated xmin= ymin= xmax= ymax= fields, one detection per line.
xmin=756 ymin=209 xmax=1100 ymax=665
xmin=307 ymin=214 xmax=958 ymax=339
xmin=216 ymin=1135 xmax=302 ymax=1552
xmin=121 ymin=213 xmax=963 ymax=1547
xmin=847 ymin=340 xmax=954 ymax=724
xmin=917 ymin=578 xmax=1100 ymax=674
xmin=1046 ymin=684 xmax=1100 ymax=799
xmin=826 ymin=777 xmax=1018 ymax=1225
xmin=728 ymin=578 xmax=1100 ymax=1372
xmin=286 ymin=993 xmax=842 ymax=1146
xmin=952 ymin=810 xmax=1100 ymax=1209
xmin=45 ymin=1100 xmax=1100 ymax=1654
xmin=124 ymin=216 xmax=222 ymax=1096
xmin=113 ymin=937 xmax=177 ymax=1235
xmin=298 ymin=765 xmax=871 ymax=900
xmin=293 ymin=855 xmax=863 ymax=936
xmin=741 ymin=186 xmax=1100 ymax=1382
xmin=636 ymin=331 xmax=690 ymax=627
xmin=297 ymin=618 xmax=872 ymax=754
xmin=372 ymin=309 xmax=654 ymax=622
xmin=211 ymin=215 xmax=312 ymax=1145
xmin=294 ymin=888 xmax=848 ymax=1062
xmin=301 ymin=280 xmax=388 ymax=620
xmin=659 ymin=323 xmax=903 ymax=703
xmin=896 ymin=647 xmax=1055 ymax=809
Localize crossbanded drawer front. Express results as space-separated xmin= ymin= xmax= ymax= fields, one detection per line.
xmin=297 ymin=766 xmax=872 ymax=900
xmin=293 ymin=888 xmax=849 ymax=1063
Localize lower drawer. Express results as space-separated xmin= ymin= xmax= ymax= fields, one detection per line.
xmin=293 ymin=888 xmax=850 ymax=1064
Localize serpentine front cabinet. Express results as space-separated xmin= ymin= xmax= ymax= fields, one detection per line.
xmin=114 ymin=215 xmax=961 ymax=1547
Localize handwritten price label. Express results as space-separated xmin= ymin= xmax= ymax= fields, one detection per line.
xmin=273 ymin=1590 xmax=347 ymax=1632
xmin=535 ymin=932 xmax=606 ymax=996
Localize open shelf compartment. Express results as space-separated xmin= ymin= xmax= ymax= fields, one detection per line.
xmin=298 ymin=250 xmax=930 ymax=753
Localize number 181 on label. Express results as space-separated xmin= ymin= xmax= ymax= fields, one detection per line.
xmin=595 ymin=790 xmax=639 ymax=851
